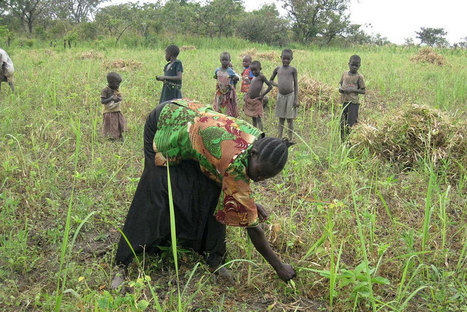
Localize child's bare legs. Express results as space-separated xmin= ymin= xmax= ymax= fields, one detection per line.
xmin=278 ymin=118 xmax=285 ymax=138
xmin=252 ymin=117 xmax=263 ymax=131
xmin=287 ymin=119 xmax=294 ymax=141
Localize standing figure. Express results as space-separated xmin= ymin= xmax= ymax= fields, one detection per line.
xmin=156 ymin=45 xmax=183 ymax=104
xmin=339 ymin=55 xmax=366 ymax=141
xmin=0 ymin=48 xmax=15 ymax=92
xmin=240 ymin=55 xmax=254 ymax=96
xmin=244 ymin=61 xmax=273 ymax=131
xmin=213 ymin=52 xmax=239 ymax=117
xmin=100 ymin=72 xmax=127 ymax=141
xmin=270 ymin=49 xmax=299 ymax=142
xmin=111 ymin=99 xmax=296 ymax=289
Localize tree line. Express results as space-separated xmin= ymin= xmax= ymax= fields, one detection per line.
xmin=0 ymin=0 xmax=463 ymax=48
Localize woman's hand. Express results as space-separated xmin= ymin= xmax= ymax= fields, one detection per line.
xmin=276 ymin=263 xmax=296 ymax=282
xmin=256 ymin=203 xmax=269 ymax=222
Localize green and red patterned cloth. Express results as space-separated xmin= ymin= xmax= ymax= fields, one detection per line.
xmin=153 ymin=99 xmax=263 ymax=227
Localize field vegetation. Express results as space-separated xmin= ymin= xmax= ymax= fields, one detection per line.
xmin=0 ymin=39 xmax=466 ymax=311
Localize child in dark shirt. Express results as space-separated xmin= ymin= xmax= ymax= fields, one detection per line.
xmin=101 ymin=72 xmax=127 ymax=141
xmin=244 ymin=61 xmax=273 ymax=131
xmin=339 ymin=55 xmax=366 ymax=140
xmin=156 ymin=45 xmax=183 ymax=104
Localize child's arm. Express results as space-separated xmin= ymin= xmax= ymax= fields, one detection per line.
xmin=101 ymin=95 xmax=118 ymax=104
xmin=228 ymin=68 xmax=239 ymax=84
xmin=258 ymin=74 xmax=273 ymax=100
xmin=269 ymin=67 xmax=279 ymax=86
xmin=156 ymin=71 xmax=182 ymax=82
xmin=293 ymin=67 xmax=299 ymax=107
xmin=101 ymin=89 xmax=120 ymax=104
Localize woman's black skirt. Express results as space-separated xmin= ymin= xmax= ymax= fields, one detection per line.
xmin=115 ymin=103 xmax=225 ymax=268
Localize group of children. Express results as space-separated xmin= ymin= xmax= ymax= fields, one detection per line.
xmin=99 ymin=45 xmax=365 ymax=143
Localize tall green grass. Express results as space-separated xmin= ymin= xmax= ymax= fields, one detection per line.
xmin=0 ymin=44 xmax=465 ymax=311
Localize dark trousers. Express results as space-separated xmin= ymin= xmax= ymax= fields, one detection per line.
xmin=340 ymin=102 xmax=359 ymax=141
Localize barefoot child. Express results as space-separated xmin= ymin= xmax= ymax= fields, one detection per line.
xmin=101 ymin=72 xmax=127 ymax=141
xmin=213 ymin=52 xmax=239 ymax=117
xmin=0 ymin=48 xmax=15 ymax=92
xmin=244 ymin=61 xmax=273 ymax=131
xmin=240 ymin=55 xmax=254 ymax=95
xmin=270 ymin=49 xmax=298 ymax=142
xmin=339 ymin=55 xmax=365 ymax=141
xmin=241 ymin=55 xmax=269 ymax=109
xmin=156 ymin=45 xmax=183 ymax=104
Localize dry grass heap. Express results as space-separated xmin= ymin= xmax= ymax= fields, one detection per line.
xmin=240 ymin=48 xmax=278 ymax=61
xmin=79 ymin=50 xmax=104 ymax=60
xmin=269 ymin=76 xmax=338 ymax=110
xmin=180 ymin=45 xmax=196 ymax=51
xmin=410 ymin=47 xmax=447 ymax=66
xmin=350 ymin=104 xmax=466 ymax=179
xmin=103 ymin=59 xmax=143 ymax=71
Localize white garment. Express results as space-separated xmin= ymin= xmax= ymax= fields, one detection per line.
xmin=0 ymin=48 xmax=14 ymax=77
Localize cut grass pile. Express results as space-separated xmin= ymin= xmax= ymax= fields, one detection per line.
xmin=103 ymin=59 xmax=143 ymax=71
xmin=79 ymin=50 xmax=104 ymax=60
xmin=239 ymin=48 xmax=278 ymax=61
xmin=410 ymin=47 xmax=447 ymax=66
xmin=269 ymin=75 xmax=338 ymax=110
xmin=180 ymin=45 xmax=197 ymax=51
xmin=350 ymin=104 xmax=466 ymax=179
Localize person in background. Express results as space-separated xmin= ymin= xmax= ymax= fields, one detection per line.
xmin=213 ymin=52 xmax=239 ymax=117
xmin=244 ymin=60 xmax=273 ymax=131
xmin=156 ymin=45 xmax=183 ymax=104
xmin=338 ymin=54 xmax=366 ymax=141
xmin=270 ymin=49 xmax=299 ymax=142
xmin=0 ymin=48 xmax=15 ymax=92
xmin=100 ymin=72 xmax=126 ymax=141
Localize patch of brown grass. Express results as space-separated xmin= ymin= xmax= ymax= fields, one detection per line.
xmin=350 ymin=104 xmax=466 ymax=179
xmin=180 ymin=45 xmax=196 ymax=51
xmin=79 ymin=50 xmax=104 ymax=60
xmin=269 ymin=75 xmax=338 ymax=110
xmin=240 ymin=48 xmax=278 ymax=61
xmin=43 ymin=49 xmax=56 ymax=56
xmin=410 ymin=47 xmax=446 ymax=66
xmin=103 ymin=59 xmax=143 ymax=71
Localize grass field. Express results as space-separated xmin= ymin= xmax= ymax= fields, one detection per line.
xmin=0 ymin=43 xmax=466 ymax=311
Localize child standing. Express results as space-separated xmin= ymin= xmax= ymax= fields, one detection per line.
xmin=156 ymin=45 xmax=183 ymax=104
xmin=213 ymin=52 xmax=239 ymax=117
xmin=0 ymin=48 xmax=15 ymax=92
xmin=240 ymin=55 xmax=254 ymax=95
xmin=101 ymin=72 xmax=127 ymax=141
xmin=339 ymin=55 xmax=365 ymax=141
xmin=270 ymin=49 xmax=298 ymax=142
xmin=244 ymin=61 xmax=273 ymax=131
